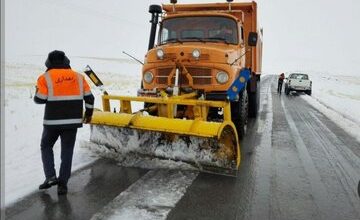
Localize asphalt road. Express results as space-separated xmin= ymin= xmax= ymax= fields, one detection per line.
xmin=168 ymin=75 xmax=360 ymax=220
xmin=5 ymin=75 xmax=360 ymax=220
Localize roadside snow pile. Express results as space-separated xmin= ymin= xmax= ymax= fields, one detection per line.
xmin=83 ymin=124 xmax=230 ymax=171
xmin=301 ymin=73 xmax=360 ymax=142
xmin=82 ymin=139 xmax=197 ymax=171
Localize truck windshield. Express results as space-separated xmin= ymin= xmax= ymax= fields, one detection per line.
xmin=159 ymin=16 xmax=238 ymax=45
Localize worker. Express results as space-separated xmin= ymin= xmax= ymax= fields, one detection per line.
xmin=278 ymin=73 xmax=285 ymax=94
xmin=34 ymin=50 xmax=94 ymax=195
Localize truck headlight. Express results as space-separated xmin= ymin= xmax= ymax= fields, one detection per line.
xmin=216 ymin=71 xmax=229 ymax=84
xmin=192 ymin=49 xmax=201 ymax=59
xmin=156 ymin=49 xmax=164 ymax=59
xmin=143 ymin=71 xmax=154 ymax=83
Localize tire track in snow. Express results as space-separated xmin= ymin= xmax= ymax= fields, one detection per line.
xmin=90 ymin=170 xmax=198 ymax=220
xmin=281 ymin=98 xmax=333 ymax=220
xmin=303 ymin=111 xmax=360 ymax=217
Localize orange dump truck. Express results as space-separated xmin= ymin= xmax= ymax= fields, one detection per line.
xmin=87 ymin=0 xmax=263 ymax=176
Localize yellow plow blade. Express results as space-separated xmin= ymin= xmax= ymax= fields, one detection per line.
xmin=89 ymin=94 xmax=241 ymax=176
xmin=91 ymin=111 xmax=227 ymax=138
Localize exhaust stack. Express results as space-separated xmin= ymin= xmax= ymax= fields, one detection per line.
xmin=148 ymin=5 xmax=162 ymax=51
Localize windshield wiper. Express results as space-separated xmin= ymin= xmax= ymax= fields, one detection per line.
xmin=163 ymin=38 xmax=183 ymax=44
xmin=207 ymin=37 xmax=230 ymax=44
xmin=181 ymin=37 xmax=205 ymax=43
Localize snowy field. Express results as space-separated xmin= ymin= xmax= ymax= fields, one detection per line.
xmin=5 ymin=57 xmax=360 ymax=207
xmin=300 ymin=72 xmax=360 ymax=142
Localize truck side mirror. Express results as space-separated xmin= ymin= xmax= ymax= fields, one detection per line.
xmin=248 ymin=32 xmax=258 ymax=47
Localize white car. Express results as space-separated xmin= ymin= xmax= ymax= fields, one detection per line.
xmin=284 ymin=73 xmax=312 ymax=95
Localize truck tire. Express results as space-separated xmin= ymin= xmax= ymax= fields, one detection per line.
xmin=305 ymin=90 xmax=312 ymax=96
xmin=248 ymin=82 xmax=260 ymax=118
xmin=231 ymin=90 xmax=248 ymax=139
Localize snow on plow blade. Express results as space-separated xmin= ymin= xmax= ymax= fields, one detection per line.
xmin=89 ymin=94 xmax=241 ymax=176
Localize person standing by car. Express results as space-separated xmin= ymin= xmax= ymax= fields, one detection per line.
xmin=278 ymin=73 xmax=285 ymax=94
xmin=34 ymin=50 xmax=94 ymax=195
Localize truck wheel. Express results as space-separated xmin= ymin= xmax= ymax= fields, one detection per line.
xmin=305 ymin=90 xmax=312 ymax=96
xmin=248 ymin=81 xmax=260 ymax=118
xmin=231 ymin=90 xmax=248 ymax=139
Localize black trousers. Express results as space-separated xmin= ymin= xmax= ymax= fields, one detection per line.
xmin=278 ymin=80 xmax=283 ymax=93
xmin=40 ymin=127 xmax=77 ymax=185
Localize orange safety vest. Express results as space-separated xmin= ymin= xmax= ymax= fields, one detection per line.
xmin=34 ymin=69 xmax=94 ymax=129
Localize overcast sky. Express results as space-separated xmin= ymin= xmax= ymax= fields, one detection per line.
xmin=5 ymin=0 xmax=360 ymax=75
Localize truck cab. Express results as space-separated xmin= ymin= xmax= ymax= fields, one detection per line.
xmin=142 ymin=14 xmax=246 ymax=93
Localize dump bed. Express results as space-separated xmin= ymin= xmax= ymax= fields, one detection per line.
xmin=162 ymin=1 xmax=262 ymax=75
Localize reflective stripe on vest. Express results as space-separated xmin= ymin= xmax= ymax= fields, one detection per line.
xmin=43 ymin=118 xmax=83 ymax=125
xmin=47 ymin=95 xmax=84 ymax=101
xmin=44 ymin=72 xmax=53 ymax=97
xmin=77 ymin=73 xmax=84 ymax=97
xmin=35 ymin=93 xmax=48 ymax=100
xmin=85 ymin=103 xmax=94 ymax=108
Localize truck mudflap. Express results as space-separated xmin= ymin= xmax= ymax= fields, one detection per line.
xmin=226 ymin=68 xmax=250 ymax=101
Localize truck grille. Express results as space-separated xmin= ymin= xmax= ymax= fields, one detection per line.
xmin=156 ymin=67 xmax=212 ymax=86
xmin=156 ymin=68 xmax=173 ymax=84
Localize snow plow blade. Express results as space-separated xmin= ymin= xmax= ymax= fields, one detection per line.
xmin=89 ymin=94 xmax=241 ymax=176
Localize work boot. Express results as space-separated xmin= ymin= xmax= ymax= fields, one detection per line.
xmin=57 ymin=183 xmax=68 ymax=195
xmin=39 ymin=176 xmax=58 ymax=190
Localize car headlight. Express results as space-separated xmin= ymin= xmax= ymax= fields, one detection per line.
xmin=156 ymin=49 xmax=164 ymax=59
xmin=216 ymin=71 xmax=229 ymax=84
xmin=143 ymin=71 xmax=154 ymax=83
xmin=192 ymin=49 xmax=201 ymax=59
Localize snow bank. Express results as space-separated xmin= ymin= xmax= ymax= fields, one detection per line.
xmin=84 ymin=124 xmax=229 ymax=171
xmin=301 ymin=72 xmax=360 ymax=142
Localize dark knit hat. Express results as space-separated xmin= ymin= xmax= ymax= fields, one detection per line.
xmin=45 ymin=50 xmax=71 ymax=69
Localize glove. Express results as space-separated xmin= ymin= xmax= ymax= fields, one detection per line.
xmin=83 ymin=115 xmax=92 ymax=124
